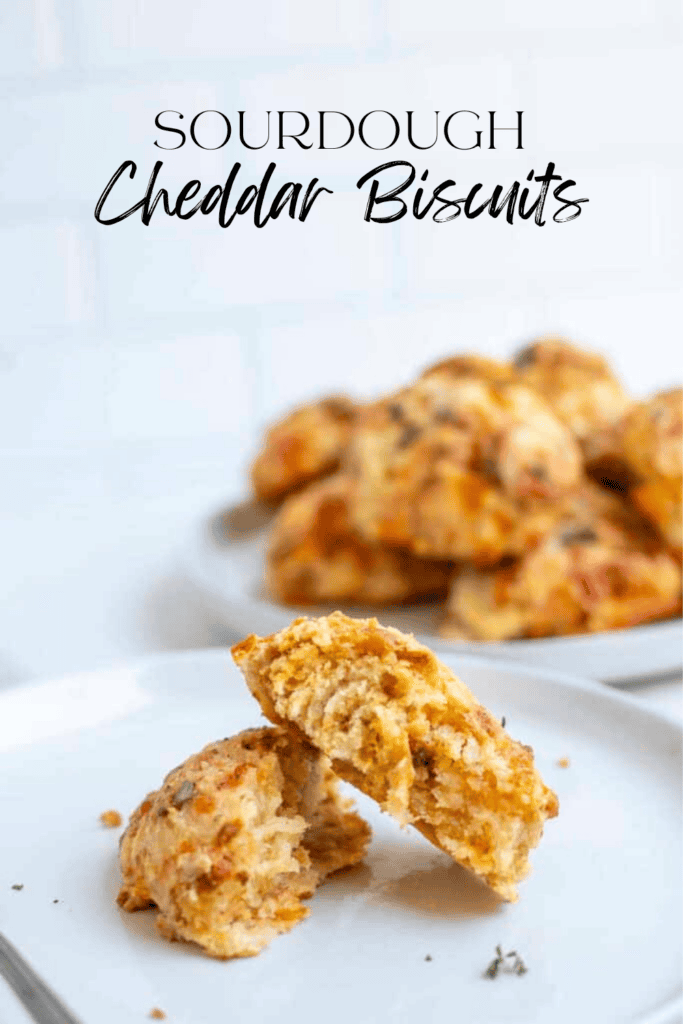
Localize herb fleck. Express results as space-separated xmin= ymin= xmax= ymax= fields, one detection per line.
xmin=483 ymin=945 xmax=504 ymax=978
xmin=501 ymin=716 xmax=506 ymax=728
xmin=513 ymin=346 xmax=536 ymax=370
xmin=483 ymin=945 xmax=528 ymax=979
xmin=425 ymin=954 xmax=433 ymax=962
xmin=171 ymin=780 xmax=195 ymax=808
xmin=397 ymin=423 xmax=421 ymax=449
xmin=560 ymin=526 xmax=597 ymax=546
xmin=11 ymin=884 xmax=23 ymax=891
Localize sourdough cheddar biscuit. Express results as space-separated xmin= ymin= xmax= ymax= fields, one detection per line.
xmin=513 ymin=337 xmax=631 ymax=446
xmin=232 ymin=613 xmax=558 ymax=902
xmin=616 ymin=389 xmax=681 ymax=555
xmin=251 ymin=396 xmax=356 ymax=503
xmin=117 ymin=728 xmax=370 ymax=958
xmin=267 ymin=475 xmax=452 ymax=606
xmin=347 ymin=374 xmax=581 ymax=563
xmin=442 ymin=485 xmax=681 ymax=642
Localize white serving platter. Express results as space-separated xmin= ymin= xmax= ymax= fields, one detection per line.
xmin=183 ymin=504 xmax=683 ymax=685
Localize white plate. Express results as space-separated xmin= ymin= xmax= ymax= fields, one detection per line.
xmin=0 ymin=649 xmax=680 ymax=1024
xmin=183 ymin=504 xmax=683 ymax=685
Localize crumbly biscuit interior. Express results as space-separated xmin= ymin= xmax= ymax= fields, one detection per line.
xmin=233 ymin=613 xmax=558 ymax=902
xmin=118 ymin=727 xmax=370 ymax=958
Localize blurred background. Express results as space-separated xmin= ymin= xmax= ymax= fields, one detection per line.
xmin=0 ymin=0 xmax=681 ymax=681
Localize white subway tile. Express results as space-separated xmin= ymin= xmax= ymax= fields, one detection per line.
xmin=33 ymin=0 xmax=65 ymax=70
xmin=0 ymin=0 xmax=63 ymax=77
xmin=501 ymin=0 xmax=672 ymax=32
xmin=105 ymin=334 xmax=253 ymax=439
xmin=388 ymin=0 xmax=673 ymax=47
xmin=0 ymin=338 xmax=110 ymax=444
xmin=530 ymin=45 xmax=682 ymax=155
xmin=76 ymin=0 xmax=373 ymax=66
xmin=0 ymin=331 xmax=255 ymax=446
xmin=0 ymin=220 xmax=95 ymax=332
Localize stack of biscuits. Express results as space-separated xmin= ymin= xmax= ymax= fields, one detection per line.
xmin=252 ymin=339 xmax=682 ymax=642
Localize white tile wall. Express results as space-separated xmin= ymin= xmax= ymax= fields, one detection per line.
xmin=530 ymin=45 xmax=683 ymax=156
xmin=0 ymin=0 xmax=63 ymax=77
xmin=389 ymin=0 xmax=680 ymax=49
xmin=0 ymin=219 xmax=96 ymax=332
xmin=75 ymin=0 xmax=375 ymax=66
xmin=105 ymin=333 xmax=251 ymax=439
xmin=1 ymin=0 xmax=681 ymax=675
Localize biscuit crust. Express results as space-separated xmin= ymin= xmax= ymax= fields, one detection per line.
xmin=513 ymin=337 xmax=631 ymax=445
xmin=588 ymin=388 xmax=682 ymax=555
xmin=267 ymin=474 xmax=452 ymax=606
xmin=232 ymin=613 xmax=558 ymax=902
xmin=117 ymin=728 xmax=370 ymax=958
xmin=442 ymin=485 xmax=681 ymax=642
xmin=251 ymin=396 xmax=356 ymax=503
xmin=347 ymin=375 xmax=582 ymax=563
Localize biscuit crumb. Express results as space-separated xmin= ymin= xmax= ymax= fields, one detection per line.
xmin=149 ymin=1010 xmax=166 ymax=1020
xmin=557 ymin=757 xmax=570 ymax=769
xmin=11 ymin=883 xmax=23 ymax=891
xmin=100 ymin=809 xmax=122 ymax=827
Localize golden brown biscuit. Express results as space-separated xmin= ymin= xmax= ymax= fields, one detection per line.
xmin=117 ymin=728 xmax=370 ymax=958
xmin=442 ymin=485 xmax=681 ymax=642
xmin=513 ymin=337 xmax=631 ymax=445
xmin=251 ymin=395 xmax=357 ymax=503
xmin=267 ymin=475 xmax=452 ymax=606
xmin=588 ymin=388 xmax=682 ymax=555
xmin=232 ymin=613 xmax=558 ymax=902
xmin=618 ymin=389 xmax=682 ymax=556
xmin=347 ymin=374 xmax=581 ymax=563
xmin=421 ymin=353 xmax=514 ymax=386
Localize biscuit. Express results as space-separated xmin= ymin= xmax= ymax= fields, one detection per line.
xmin=347 ymin=374 xmax=581 ymax=563
xmin=267 ymin=475 xmax=452 ymax=605
xmin=618 ymin=389 xmax=682 ymax=556
xmin=251 ymin=395 xmax=356 ymax=503
xmin=588 ymin=388 xmax=682 ymax=556
xmin=513 ymin=337 xmax=631 ymax=445
xmin=442 ymin=484 xmax=681 ymax=641
xmin=232 ymin=613 xmax=559 ymax=902
xmin=117 ymin=728 xmax=370 ymax=958
xmin=420 ymin=353 xmax=515 ymax=386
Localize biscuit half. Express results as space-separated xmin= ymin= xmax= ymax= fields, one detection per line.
xmin=232 ymin=612 xmax=558 ymax=902
xmin=117 ymin=727 xmax=370 ymax=958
